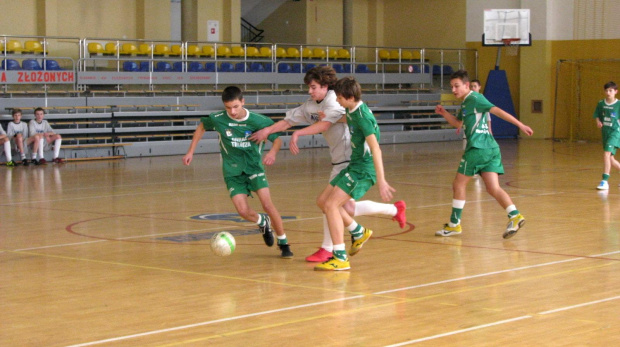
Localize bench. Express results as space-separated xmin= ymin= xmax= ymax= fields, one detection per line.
xmin=61 ymin=143 xmax=131 ymax=161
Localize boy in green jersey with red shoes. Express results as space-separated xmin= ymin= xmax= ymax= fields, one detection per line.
xmin=434 ymin=70 xmax=533 ymax=239
xmin=183 ymin=86 xmax=293 ymax=258
xmin=315 ymin=77 xmax=396 ymax=271
xmin=593 ymin=81 xmax=620 ymax=190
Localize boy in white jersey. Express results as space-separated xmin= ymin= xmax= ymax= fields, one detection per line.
xmin=183 ymin=86 xmax=293 ymax=258
xmin=29 ymin=107 xmax=65 ymax=164
xmin=249 ymin=66 xmax=407 ymax=263
xmin=593 ymin=81 xmax=620 ymax=190
xmin=434 ymin=70 xmax=533 ymax=239
xmin=7 ymin=108 xmax=41 ymax=166
xmin=0 ymin=124 xmax=15 ymax=167
xmin=315 ymin=76 xmax=396 ymax=271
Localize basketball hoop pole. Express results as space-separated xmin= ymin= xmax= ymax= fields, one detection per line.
xmin=495 ymin=46 xmax=502 ymax=70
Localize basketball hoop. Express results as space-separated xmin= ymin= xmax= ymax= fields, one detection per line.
xmin=502 ymin=38 xmax=520 ymax=56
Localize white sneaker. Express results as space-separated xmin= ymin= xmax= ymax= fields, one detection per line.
xmin=597 ymin=180 xmax=609 ymax=190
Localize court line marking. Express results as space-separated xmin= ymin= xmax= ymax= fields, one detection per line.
xmin=539 ymin=295 xmax=620 ymax=315
xmin=45 ymin=250 xmax=619 ymax=347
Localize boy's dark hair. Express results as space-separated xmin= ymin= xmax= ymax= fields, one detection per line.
xmin=471 ymin=79 xmax=481 ymax=85
xmin=12 ymin=108 xmax=22 ymax=116
xmin=34 ymin=107 xmax=45 ymax=114
xmin=333 ymin=76 xmax=362 ymax=102
xmin=450 ymin=70 xmax=470 ymax=83
xmin=221 ymin=86 xmax=244 ymax=103
xmin=304 ymin=66 xmax=338 ymax=89
xmin=604 ymin=81 xmax=617 ymax=90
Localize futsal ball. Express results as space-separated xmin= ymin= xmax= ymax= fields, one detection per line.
xmin=210 ymin=231 xmax=236 ymax=256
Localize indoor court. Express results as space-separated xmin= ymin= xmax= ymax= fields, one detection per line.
xmin=2 ymin=139 xmax=619 ymax=346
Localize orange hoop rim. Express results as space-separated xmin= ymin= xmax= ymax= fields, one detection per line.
xmin=502 ymin=38 xmax=521 ymax=45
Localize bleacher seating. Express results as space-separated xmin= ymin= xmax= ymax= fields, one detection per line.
xmin=120 ymin=43 xmax=138 ymax=55
xmin=202 ymin=45 xmax=215 ymax=57
xmin=188 ymin=61 xmax=205 ymax=72
xmin=337 ymin=48 xmax=351 ymax=60
xmin=275 ymin=47 xmax=287 ymax=59
xmin=355 ymin=64 xmax=370 ymax=73
xmin=186 ymin=45 xmax=200 ymax=57
xmin=343 ymin=63 xmax=352 ymax=73
xmin=88 ymin=42 xmax=105 ymax=55
xmin=205 ymin=62 xmax=216 ymax=72
xmin=172 ymin=61 xmax=184 ymax=72
xmin=234 ymin=62 xmax=247 ymax=72
xmin=2 ymin=59 xmax=21 ymax=70
xmin=24 ymin=40 xmax=47 ymax=54
xmin=249 ymin=62 xmax=264 ymax=72
xmin=263 ymin=62 xmax=273 ymax=72
xmin=246 ymin=46 xmax=259 ymax=58
xmin=259 ymin=47 xmax=272 ymax=58
xmin=140 ymin=61 xmax=152 ymax=72
xmin=45 ymin=59 xmax=62 ymax=70
xmin=123 ymin=61 xmax=139 ymax=72
xmin=304 ymin=63 xmax=316 ymax=72
xmin=4 ymin=40 xmax=25 ymax=54
xmin=155 ymin=61 xmax=172 ymax=72
xmin=277 ymin=63 xmax=292 ymax=73
xmin=218 ymin=62 xmax=234 ymax=72
xmin=286 ymin=47 xmax=300 ymax=58
xmin=332 ymin=63 xmax=344 ymax=73
xmin=216 ymin=45 xmax=231 ymax=58
xmin=153 ymin=44 xmax=170 ymax=56
xmin=138 ymin=44 xmax=152 ymax=56
xmin=378 ymin=49 xmax=390 ymax=60
xmin=230 ymin=46 xmax=245 ymax=57
xmin=104 ymin=43 xmax=118 ymax=55
xmin=312 ymin=48 xmax=327 ymax=60
xmin=291 ymin=63 xmax=302 ymax=73
xmin=22 ymin=59 xmax=43 ymax=70
xmin=170 ymin=44 xmax=183 ymax=57
xmin=327 ymin=49 xmax=338 ymax=60
xmin=301 ymin=48 xmax=313 ymax=59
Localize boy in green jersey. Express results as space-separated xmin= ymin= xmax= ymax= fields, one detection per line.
xmin=593 ymin=81 xmax=620 ymax=190
xmin=434 ymin=70 xmax=533 ymax=239
xmin=183 ymin=86 xmax=293 ymax=258
xmin=315 ymin=77 xmax=396 ymax=271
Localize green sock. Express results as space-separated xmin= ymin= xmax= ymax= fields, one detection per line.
xmin=508 ymin=210 xmax=520 ymax=218
xmin=277 ymin=236 xmax=287 ymax=245
xmin=350 ymin=224 xmax=364 ymax=240
xmin=450 ymin=208 xmax=463 ymax=225
xmin=603 ymin=174 xmax=610 ymax=181
xmin=333 ymin=249 xmax=347 ymax=261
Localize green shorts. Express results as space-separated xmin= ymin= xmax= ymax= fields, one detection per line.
xmin=224 ymin=172 xmax=269 ymax=197
xmin=458 ymin=147 xmax=504 ymax=176
xmin=602 ymin=132 xmax=620 ymax=155
xmin=330 ymin=166 xmax=376 ymax=200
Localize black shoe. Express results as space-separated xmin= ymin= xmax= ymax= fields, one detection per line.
xmin=21 ymin=159 xmax=30 ymax=166
xmin=259 ymin=214 xmax=274 ymax=247
xmin=33 ymin=159 xmax=41 ymax=165
xmin=278 ymin=244 xmax=294 ymax=259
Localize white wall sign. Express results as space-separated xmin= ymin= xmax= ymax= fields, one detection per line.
xmin=208 ymin=20 xmax=220 ymax=42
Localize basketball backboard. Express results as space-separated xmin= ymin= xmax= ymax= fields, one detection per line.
xmin=482 ymin=9 xmax=531 ymax=46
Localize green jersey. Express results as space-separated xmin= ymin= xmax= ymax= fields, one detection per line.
xmin=345 ymin=101 xmax=379 ymax=174
xmin=457 ymin=91 xmax=498 ymax=151
xmin=201 ymin=109 xmax=278 ymax=178
xmin=593 ymin=99 xmax=620 ymax=139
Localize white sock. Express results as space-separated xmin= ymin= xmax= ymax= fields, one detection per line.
xmin=21 ymin=153 xmax=26 ymax=160
xmin=53 ymin=138 xmax=62 ymax=158
xmin=4 ymin=142 xmax=12 ymax=161
xmin=321 ymin=214 xmax=333 ymax=252
xmin=38 ymin=138 xmax=45 ymax=158
xmin=354 ymin=200 xmax=397 ymax=216
xmin=277 ymin=234 xmax=287 ymax=241
xmin=255 ymin=214 xmax=264 ymax=226
xmin=346 ymin=220 xmax=359 ymax=232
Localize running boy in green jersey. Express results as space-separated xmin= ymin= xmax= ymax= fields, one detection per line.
xmin=315 ymin=77 xmax=396 ymax=271
xmin=593 ymin=81 xmax=620 ymax=190
xmin=434 ymin=70 xmax=533 ymax=239
xmin=183 ymin=86 xmax=293 ymax=258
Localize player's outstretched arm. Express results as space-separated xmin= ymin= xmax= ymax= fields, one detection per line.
xmin=290 ymin=120 xmax=332 ymax=155
xmin=249 ymin=120 xmax=292 ymax=143
xmin=490 ymin=107 xmax=534 ymax=136
xmin=435 ymin=105 xmax=462 ymax=128
xmin=183 ymin=123 xmax=206 ymax=166
xmin=263 ymin=137 xmax=282 ymax=166
xmin=366 ymin=134 xmax=395 ymax=202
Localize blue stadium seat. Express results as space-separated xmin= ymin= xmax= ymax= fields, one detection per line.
xmin=205 ymin=62 xmax=216 ymax=72
xmin=45 ymin=60 xmax=62 ymax=70
xmin=291 ymin=63 xmax=302 ymax=73
xmin=443 ymin=65 xmax=454 ymax=74
xmin=189 ymin=62 xmax=205 ymax=72
xmin=22 ymin=59 xmax=42 ymax=70
xmin=432 ymin=65 xmax=442 ymax=75
xmin=140 ymin=61 xmax=152 ymax=72
xmin=413 ymin=64 xmax=430 ymax=73
xmin=155 ymin=61 xmax=172 ymax=72
xmin=263 ymin=63 xmax=273 ymax=72
xmin=303 ymin=63 xmax=316 ymax=72
xmin=343 ymin=64 xmax=352 ymax=73
xmin=218 ymin=62 xmax=234 ymax=72
xmin=1 ymin=59 xmax=21 ymax=70
xmin=332 ymin=64 xmax=344 ymax=73
xmin=123 ymin=61 xmax=138 ymax=72
xmin=172 ymin=61 xmax=184 ymax=72
xmin=355 ymin=64 xmax=370 ymax=73
xmin=234 ymin=62 xmax=247 ymax=72
xmin=249 ymin=62 xmax=264 ymax=72
xmin=277 ymin=63 xmax=292 ymax=73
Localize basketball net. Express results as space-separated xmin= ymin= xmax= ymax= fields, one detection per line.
xmin=503 ymin=39 xmax=520 ymax=56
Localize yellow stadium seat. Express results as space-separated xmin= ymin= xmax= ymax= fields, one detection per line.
xmin=401 ymin=50 xmax=413 ymax=60
xmin=216 ymin=45 xmax=231 ymax=57
xmin=154 ymin=44 xmax=170 ymax=56
xmin=202 ymin=45 xmax=215 ymax=57
xmin=259 ymin=47 xmax=272 ymax=58
xmin=230 ymin=46 xmax=245 ymax=57
xmin=88 ymin=42 xmax=105 ymax=55
xmin=312 ymin=48 xmax=326 ymax=59
xmin=120 ymin=43 xmax=138 ymax=55
xmin=411 ymin=50 xmax=422 ymax=60
xmin=275 ymin=47 xmax=287 ymax=59
xmin=169 ymin=44 xmax=183 ymax=56
xmin=389 ymin=50 xmax=400 ymax=60
xmin=301 ymin=48 xmax=313 ymax=59
xmin=5 ymin=40 xmax=25 ymax=53
xmin=24 ymin=40 xmax=47 ymax=54
xmin=187 ymin=45 xmax=200 ymax=57
xmin=138 ymin=43 xmax=152 ymax=56
xmin=246 ymin=47 xmax=259 ymax=57
xmin=378 ymin=49 xmax=390 ymax=60
xmin=327 ymin=48 xmax=338 ymax=60
xmin=286 ymin=47 xmax=300 ymax=58
xmin=337 ymin=48 xmax=350 ymax=60
xmin=104 ymin=42 xmax=118 ymax=55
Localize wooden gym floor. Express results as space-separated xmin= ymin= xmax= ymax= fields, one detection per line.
xmin=1 ymin=139 xmax=619 ymax=346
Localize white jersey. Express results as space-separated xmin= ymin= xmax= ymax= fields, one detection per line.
xmin=0 ymin=124 xmax=5 ymax=136
xmin=7 ymin=121 xmax=29 ymax=138
xmin=284 ymin=90 xmax=351 ymax=165
xmin=29 ymin=119 xmax=54 ymax=135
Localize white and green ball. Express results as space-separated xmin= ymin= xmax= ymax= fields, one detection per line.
xmin=210 ymin=231 xmax=236 ymax=256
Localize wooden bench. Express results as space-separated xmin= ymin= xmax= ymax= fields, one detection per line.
xmin=61 ymin=143 xmax=131 ymax=161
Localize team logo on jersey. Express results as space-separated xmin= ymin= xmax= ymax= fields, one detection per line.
xmin=612 ymin=112 xmax=617 ymax=118
xmin=244 ymin=130 xmax=252 ymax=138
xmin=310 ymin=113 xmax=319 ymax=122
xmin=226 ymin=129 xmax=233 ymax=137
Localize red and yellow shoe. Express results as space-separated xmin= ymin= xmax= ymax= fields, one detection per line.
xmin=392 ymin=200 xmax=407 ymax=228
xmin=305 ymin=248 xmax=332 ymax=262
